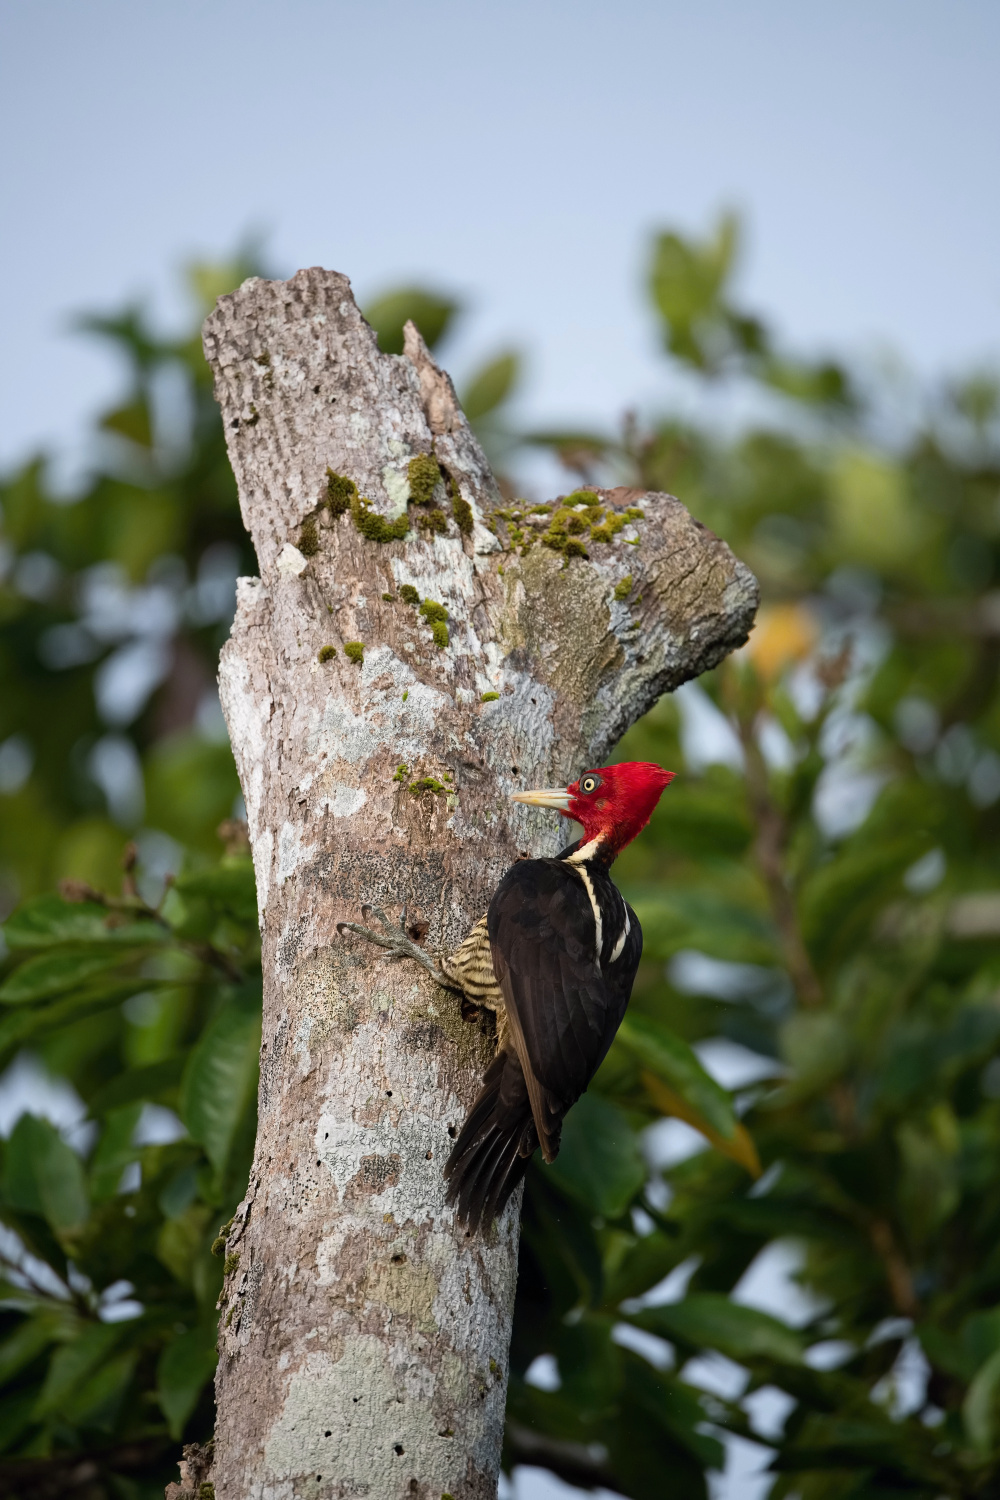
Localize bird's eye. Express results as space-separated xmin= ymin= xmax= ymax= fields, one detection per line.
xmin=580 ymin=773 xmax=602 ymax=795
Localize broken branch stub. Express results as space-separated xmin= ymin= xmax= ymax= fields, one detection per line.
xmin=201 ymin=267 xmax=758 ymax=1500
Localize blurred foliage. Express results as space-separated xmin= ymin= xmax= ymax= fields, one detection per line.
xmin=507 ymin=217 xmax=1000 ymax=1499
xmin=0 ymin=841 xmax=258 ymax=1495
xmin=1 ymin=216 xmax=1000 ymax=1497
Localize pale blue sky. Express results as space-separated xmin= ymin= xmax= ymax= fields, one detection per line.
xmin=3 ymin=1 xmax=998 ymax=485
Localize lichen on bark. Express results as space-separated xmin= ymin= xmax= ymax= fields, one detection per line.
xmin=201 ymin=268 xmax=758 ymax=1500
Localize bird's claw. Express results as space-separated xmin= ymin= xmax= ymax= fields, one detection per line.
xmin=337 ymin=904 xmax=456 ymax=989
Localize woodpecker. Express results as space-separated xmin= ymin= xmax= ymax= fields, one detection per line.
xmin=338 ymin=761 xmax=674 ymax=1232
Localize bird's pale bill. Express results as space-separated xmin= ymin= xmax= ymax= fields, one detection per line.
xmin=510 ymin=788 xmax=573 ymax=810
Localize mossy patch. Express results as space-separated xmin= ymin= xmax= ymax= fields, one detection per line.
xmin=592 ymin=514 xmax=626 ymax=542
xmin=399 ymin=584 xmax=420 ymax=607
xmin=408 ymin=452 xmax=443 ymax=506
xmin=299 ymin=515 xmax=320 ymax=557
xmin=326 ymin=469 xmax=357 ymax=517
xmin=450 ymin=475 xmax=474 ymax=535
xmin=431 ymin=620 xmax=449 ymax=649
xmin=419 ymin=508 xmax=448 ymax=536
xmin=613 ymin=574 xmax=633 ymax=602
xmin=563 ymin=488 xmax=601 ymax=506
xmin=324 ymin=467 xmax=414 ymax=541
xmin=393 ymin=764 xmax=409 ymax=783
xmin=381 ymin=592 xmax=395 ymax=601
xmin=343 ymin=642 xmax=365 ymax=665
xmin=480 ymin=691 xmax=499 ymax=702
xmin=419 ymin=600 xmax=448 ymax=624
xmin=211 ymin=1216 xmax=234 ymax=1254
xmin=318 ymin=644 xmax=337 ymax=662
xmin=223 ymin=1252 xmax=241 ymax=1277
xmin=409 ymin=777 xmax=445 ymax=797
xmin=351 ymin=492 xmax=410 ymax=543
xmin=553 ymin=508 xmax=589 ymax=536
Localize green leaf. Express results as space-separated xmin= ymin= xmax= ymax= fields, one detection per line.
xmin=173 ymin=858 xmax=257 ymax=923
xmin=179 ymin=985 xmax=261 ymax=1176
xmin=617 ymin=1013 xmax=736 ymax=1139
xmin=625 ymin=1357 xmax=725 ymax=1473
xmin=963 ymin=1346 xmax=1000 ymax=1455
xmin=634 ymin=1292 xmax=804 ymax=1365
xmin=362 ymin=287 xmax=458 ymax=355
xmin=546 ymin=1092 xmax=645 ymax=1218
xmin=798 ymin=836 xmax=923 ymax=970
xmin=63 ymin=1348 xmax=138 ymax=1430
xmin=157 ymin=1322 xmax=218 ymax=1439
xmin=100 ymin=399 xmax=153 ymax=447
xmin=460 ymin=352 xmax=521 ymax=422
xmin=0 ymin=949 xmax=128 ymax=1004
xmin=0 ymin=981 xmax=154 ymax=1068
xmin=0 ymin=1309 xmax=76 ymax=1387
xmin=648 ymin=213 xmax=747 ymax=373
xmin=88 ymin=1056 xmax=186 ymax=1114
xmin=2 ymin=895 xmax=167 ymax=951
xmin=630 ymin=888 xmax=779 ymax=966
xmin=89 ymin=1104 xmax=143 ymax=1203
xmin=779 ymin=1011 xmax=852 ymax=1091
xmin=33 ymin=1321 xmax=125 ymax=1417
xmin=3 ymin=1115 xmax=89 ymax=1234
xmin=0 ymin=1388 xmax=38 ymax=1455
xmin=522 ymin=1166 xmax=604 ymax=1311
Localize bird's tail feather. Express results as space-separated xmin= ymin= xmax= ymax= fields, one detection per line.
xmin=444 ymin=1053 xmax=534 ymax=1233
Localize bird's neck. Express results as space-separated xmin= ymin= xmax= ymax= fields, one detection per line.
xmin=557 ymin=833 xmax=614 ymax=869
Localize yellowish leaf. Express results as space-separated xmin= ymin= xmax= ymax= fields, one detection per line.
xmin=642 ymin=1070 xmax=761 ymax=1178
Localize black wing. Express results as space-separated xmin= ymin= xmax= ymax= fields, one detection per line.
xmin=487 ymin=859 xmax=640 ymax=1162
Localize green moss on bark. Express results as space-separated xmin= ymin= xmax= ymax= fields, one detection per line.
xmin=298 ymin=515 xmax=320 ymax=556
xmin=450 ymin=475 xmax=474 ymax=535
xmin=408 ymin=452 xmax=442 ymax=506
xmin=419 ymin=508 xmax=448 ymax=536
xmin=325 ymin=470 xmax=357 ymax=516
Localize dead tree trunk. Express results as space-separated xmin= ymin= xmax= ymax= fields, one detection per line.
xmin=201 ymin=268 xmax=757 ymax=1500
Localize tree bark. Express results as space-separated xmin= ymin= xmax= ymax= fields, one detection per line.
xmin=201 ymin=267 xmax=758 ymax=1500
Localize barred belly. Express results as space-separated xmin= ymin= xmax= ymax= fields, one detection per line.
xmin=440 ymin=915 xmax=508 ymax=1049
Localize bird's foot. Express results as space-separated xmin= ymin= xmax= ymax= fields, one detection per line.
xmin=337 ymin=905 xmax=461 ymax=992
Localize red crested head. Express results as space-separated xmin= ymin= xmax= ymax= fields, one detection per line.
xmin=512 ymin=760 xmax=675 ymax=861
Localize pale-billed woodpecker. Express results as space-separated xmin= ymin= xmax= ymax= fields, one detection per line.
xmin=338 ymin=760 xmax=674 ymax=1231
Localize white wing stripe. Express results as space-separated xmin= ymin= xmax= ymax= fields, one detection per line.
xmin=574 ymin=864 xmax=602 ymax=962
